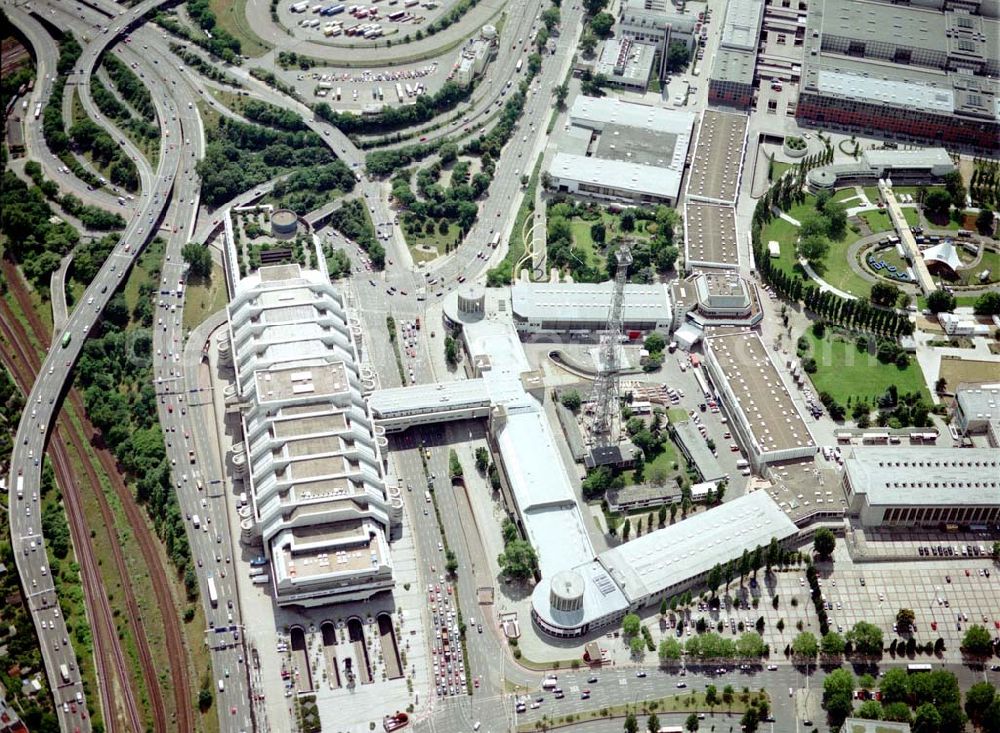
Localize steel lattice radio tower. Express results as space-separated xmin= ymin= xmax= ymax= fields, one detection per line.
xmin=589 ymin=242 xmax=632 ymax=443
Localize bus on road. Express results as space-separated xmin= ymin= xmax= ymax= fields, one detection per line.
xmin=907 ymin=663 xmax=932 ymax=673
xmin=207 ymin=576 xmax=218 ymax=607
xmin=490 ymin=232 xmax=501 ymax=248
xmin=16 ymin=470 xmax=24 ymax=500
xmin=61 ymin=331 xmax=72 ymax=348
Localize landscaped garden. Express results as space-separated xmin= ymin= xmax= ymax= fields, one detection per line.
xmin=802 ymin=329 xmax=930 ymax=407
xmin=759 ymin=192 xmax=874 ymax=297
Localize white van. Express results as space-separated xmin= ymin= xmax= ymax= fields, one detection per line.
xmin=218 ymin=679 xmax=225 ymax=692
xmin=542 ymin=677 xmax=558 ymax=690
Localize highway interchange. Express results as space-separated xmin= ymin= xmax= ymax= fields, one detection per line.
xmin=8 ymin=0 xmax=998 ymax=731
xmin=4 ymin=0 xmax=575 ymax=726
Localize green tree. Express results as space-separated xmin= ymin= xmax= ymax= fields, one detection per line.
xmin=735 ymin=631 xmax=766 ymax=658
xmin=913 ymin=703 xmax=942 ymax=733
xmin=685 ymin=713 xmax=699 ymax=732
xmin=847 ymin=621 xmax=884 ymax=657
xmin=647 ymin=712 xmax=660 ymax=733
xmin=707 ymin=563 xmax=723 ymax=596
xmin=895 ymin=608 xmax=915 ymax=633
xmin=798 ymin=233 xmax=829 ymax=263
xmin=579 ymin=30 xmax=598 ymax=56
xmin=198 ymin=688 xmax=213 ymax=711
xmin=923 ymin=189 xmax=952 ymax=218
xmin=644 ymin=332 xmax=666 ymax=354
xmin=965 ymin=682 xmax=996 ymax=724
xmin=497 ymin=539 xmax=538 ymax=580
xmin=560 ymin=390 xmax=582 ymax=412
xmin=622 ymin=613 xmax=641 ymax=637
xmin=741 ymin=706 xmax=759 ymax=733
xmin=975 ymin=208 xmax=995 ymax=235
xmin=444 ymin=334 xmax=460 ymax=366
xmin=475 ymin=446 xmax=489 ymax=473
xmin=821 ymin=632 xmax=846 ymax=656
xmin=823 ymin=668 xmax=855 ymax=723
xmin=961 ymin=624 xmax=993 ymax=656
xmin=658 ymin=638 xmax=682 ymax=663
xmin=926 ymin=289 xmax=957 ymax=314
xmin=791 ymin=631 xmax=818 ymax=660
xmin=705 ymin=685 xmax=718 ymax=705
xmin=666 ymin=41 xmax=691 ymax=72
xmin=622 ymin=518 xmax=632 ymax=540
xmin=984 ymin=699 xmax=1000 ymax=733
xmin=590 ymin=11 xmax=615 ymax=37
xmin=879 ymin=668 xmax=910 ymax=704
xmin=813 ymin=528 xmax=836 ymax=559
xmin=973 ymin=291 xmax=1000 ymax=316
xmin=624 ymin=711 xmax=639 ymax=733
xmin=181 ymin=242 xmax=213 ymax=278
xmin=857 ymin=700 xmax=884 ymax=720
xmin=824 ymin=201 xmax=848 ymax=239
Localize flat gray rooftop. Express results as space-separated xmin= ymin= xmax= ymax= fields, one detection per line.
xmin=594 ymin=122 xmax=680 ymax=167
xmin=707 ymin=331 xmax=815 ymax=455
xmin=685 ymin=202 xmax=739 ymax=267
xmin=600 ymin=490 xmax=798 ymax=604
xmin=844 ymin=446 xmax=1000 ymax=506
xmin=687 ymin=110 xmax=748 ymax=203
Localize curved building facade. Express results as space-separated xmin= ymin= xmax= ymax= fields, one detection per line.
xmin=228 ymin=265 xmax=396 ymax=608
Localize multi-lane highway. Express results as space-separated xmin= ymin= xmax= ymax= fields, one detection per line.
xmin=5 ymin=0 xmax=189 ymax=726
xmin=10 ymin=0 xmax=581 ymax=727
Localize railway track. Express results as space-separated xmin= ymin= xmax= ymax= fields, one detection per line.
xmin=1 ymin=258 xmax=191 ymax=731
xmin=3 ymin=257 xmax=195 ymax=732
xmin=0 ymin=300 xmax=136 ymax=732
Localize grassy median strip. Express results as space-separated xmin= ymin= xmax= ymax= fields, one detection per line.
xmin=515 ymin=690 xmax=768 ymax=732
xmin=486 ymin=153 xmax=542 ymax=286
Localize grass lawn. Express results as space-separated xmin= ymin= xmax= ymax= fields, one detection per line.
xmin=667 ymin=407 xmax=689 ymax=424
xmin=623 ymin=440 xmax=680 ymax=486
xmin=858 ymin=207 xmax=920 ymax=232
xmin=831 ymin=188 xmax=861 ymax=203
xmin=764 ymin=201 xmax=874 ymax=297
xmin=514 ymin=690 xmax=766 ymax=732
xmin=403 ymin=221 xmax=461 ymax=256
xmin=182 ymin=264 xmax=229 ymax=331
xmin=804 ymin=331 xmax=930 ymax=405
xmin=811 ymin=228 xmax=873 ymax=297
xmin=863 ymin=185 xmax=928 ymax=203
xmin=124 ymin=238 xmax=165 ymax=313
xmin=760 ymin=216 xmax=804 ymax=278
xmin=208 ymin=0 xmax=272 ymax=57
xmin=959 ymin=248 xmax=1000 ymax=285
xmin=771 ymin=160 xmax=795 ymax=181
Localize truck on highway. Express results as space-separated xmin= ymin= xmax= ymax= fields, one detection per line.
xmin=16 ymin=471 xmax=24 ymax=500
xmin=60 ymin=664 xmax=70 ymax=684
xmin=490 ymin=232 xmax=501 ymax=248
xmin=516 ymin=58 xmax=523 ymax=72
xmin=207 ymin=576 xmax=218 ymax=607
xmin=34 ymin=102 xmax=41 ymax=119
xmin=192 ymin=514 xmax=201 ymax=529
